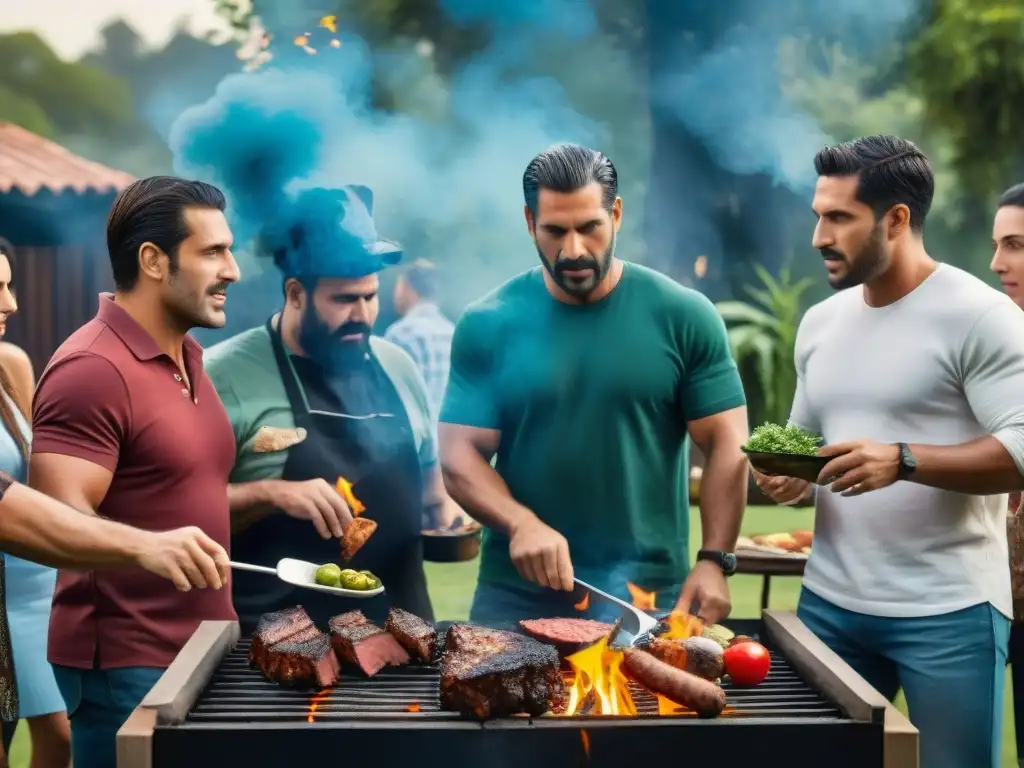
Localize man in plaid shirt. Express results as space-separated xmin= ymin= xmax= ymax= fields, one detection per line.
xmin=385 ymin=259 xmax=454 ymax=420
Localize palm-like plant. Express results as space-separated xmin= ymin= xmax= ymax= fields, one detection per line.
xmin=716 ymin=264 xmax=814 ymax=426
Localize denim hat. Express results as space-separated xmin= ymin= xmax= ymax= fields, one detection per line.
xmin=263 ymin=185 xmax=402 ymax=279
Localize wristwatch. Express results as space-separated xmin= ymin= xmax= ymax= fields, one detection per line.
xmin=696 ymin=549 xmax=737 ymax=576
xmin=896 ymin=442 xmax=917 ymax=481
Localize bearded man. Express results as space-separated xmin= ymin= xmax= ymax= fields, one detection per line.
xmin=755 ymin=135 xmax=1024 ymax=768
xmin=438 ymin=143 xmax=750 ymax=626
xmin=205 ymin=185 xmax=462 ymax=631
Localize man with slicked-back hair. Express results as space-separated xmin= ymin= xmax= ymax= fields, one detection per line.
xmin=439 ymin=143 xmax=750 ymax=630
xmin=757 ymin=135 xmax=1024 ymax=768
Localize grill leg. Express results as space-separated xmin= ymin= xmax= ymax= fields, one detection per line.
xmin=760 ymin=576 xmax=771 ymax=612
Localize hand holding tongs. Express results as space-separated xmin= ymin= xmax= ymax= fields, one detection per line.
xmin=573 ymin=578 xmax=661 ymax=648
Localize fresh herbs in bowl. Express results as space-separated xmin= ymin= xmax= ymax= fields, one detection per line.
xmin=742 ymin=423 xmax=828 ymax=484
xmin=744 ymin=422 xmax=822 ymax=456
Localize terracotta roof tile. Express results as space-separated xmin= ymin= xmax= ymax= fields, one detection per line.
xmin=0 ymin=122 xmax=135 ymax=196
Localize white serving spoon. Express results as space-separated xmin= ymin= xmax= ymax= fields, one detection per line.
xmin=229 ymin=558 xmax=385 ymax=598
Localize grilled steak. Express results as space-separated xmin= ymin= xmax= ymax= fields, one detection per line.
xmin=249 ymin=606 xmax=315 ymax=669
xmin=519 ymin=618 xmax=613 ymax=654
xmin=385 ymin=607 xmax=437 ymax=663
xmin=249 ymin=607 xmax=340 ymax=689
xmin=439 ymin=623 xmax=566 ymax=719
xmin=258 ymin=633 xmax=341 ymax=689
xmin=341 ymin=517 xmax=377 ymax=561
xmin=329 ymin=613 xmax=409 ymax=676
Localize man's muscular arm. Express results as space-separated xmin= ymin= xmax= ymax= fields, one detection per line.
xmin=438 ymin=424 xmax=529 ymax=534
xmin=823 ymin=301 xmax=1024 ymax=495
xmin=688 ymin=406 xmax=750 ymax=552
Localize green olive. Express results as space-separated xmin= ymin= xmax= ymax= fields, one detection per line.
xmin=315 ymin=563 xmax=342 ymax=587
xmin=339 ymin=569 xmax=364 ymax=589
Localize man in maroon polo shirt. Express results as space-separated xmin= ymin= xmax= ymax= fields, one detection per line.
xmin=30 ymin=176 xmax=241 ymax=768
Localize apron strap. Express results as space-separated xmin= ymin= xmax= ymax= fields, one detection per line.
xmin=266 ymin=316 xmax=309 ymax=416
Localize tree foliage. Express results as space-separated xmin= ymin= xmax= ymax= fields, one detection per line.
xmin=905 ymin=0 xmax=1024 ymax=198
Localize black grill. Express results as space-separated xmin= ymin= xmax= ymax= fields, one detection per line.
xmin=145 ymin=619 xmax=887 ymax=768
xmin=187 ymin=639 xmax=844 ymax=723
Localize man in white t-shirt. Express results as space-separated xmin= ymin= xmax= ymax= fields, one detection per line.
xmin=756 ymin=134 xmax=1024 ymax=768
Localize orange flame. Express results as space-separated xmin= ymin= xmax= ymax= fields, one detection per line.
xmin=574 ymin=592 xmax=590 ymax=611
xmin=561 ymin=635 xmax=636 ymax=716
xmin=307 ymin=689 xmax=331 ymax=723
xmin=580 ymin=729 xmax=591 ymax=760
xmin=659 ymin=611 xmax=704 ymax=640
xmin=336 ymin=476 xmax=367 ymax=515
xmin=406 ymin=702 xmax=421 ymax=712
xmin=626 ymin=581 xmax=656 ymax=612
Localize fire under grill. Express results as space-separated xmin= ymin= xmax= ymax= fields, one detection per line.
xmin=190 ymin=639 xmax=839 ymax=722
xmin=117 ymin=611 xmax=919 ymax=768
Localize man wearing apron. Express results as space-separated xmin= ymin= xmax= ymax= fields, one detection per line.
xmin=205 ymin=185 xmax=464 ymax=632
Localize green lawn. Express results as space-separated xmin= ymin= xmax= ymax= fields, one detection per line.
xmin=6 ymin=505 xmax=1017 ymax=766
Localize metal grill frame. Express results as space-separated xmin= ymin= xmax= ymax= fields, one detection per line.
xmin=117 ymin=611 xmax=919 ymax=768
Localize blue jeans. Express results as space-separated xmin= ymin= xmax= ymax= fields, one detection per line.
xmin=797 ymin=587 xmax=1009 ymax=768
xmin=52 ymin=665 xmax=165 ymax=768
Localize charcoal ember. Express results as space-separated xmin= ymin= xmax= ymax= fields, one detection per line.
xmin=439 ymin=623 xmax=566 ymax=720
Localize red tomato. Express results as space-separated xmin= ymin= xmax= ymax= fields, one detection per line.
xmin=723 ymin=641 xmax=771 ymax=686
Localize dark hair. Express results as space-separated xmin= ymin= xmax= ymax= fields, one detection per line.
xmin=999 ymin=183 xmax=1024 ymax=209
xmin=813 ymin=135 xmax=934 ymax=233
xmin=0 ymin=242 xmax=28 ymax=458
xmin=523 ymin=143 xmax=618 ymax=216
xmin=106 ymin=176 xmax=226 ymax=291
xmin=402 ymin=258 xmax=438 ymax=301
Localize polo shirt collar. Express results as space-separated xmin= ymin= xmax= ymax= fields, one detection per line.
xmin=95 ymin=293 xmax=203 ymax=364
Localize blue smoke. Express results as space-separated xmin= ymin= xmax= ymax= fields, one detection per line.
xmin=652 ymin=0 xmax=919 ymax=193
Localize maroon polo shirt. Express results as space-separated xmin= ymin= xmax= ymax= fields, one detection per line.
xmin=32 ymin=294 xmax=237 ymax=670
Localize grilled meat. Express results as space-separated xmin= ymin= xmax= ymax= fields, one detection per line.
xmin=247 ymin=606 xmax=311 ymax=667
xmin=258 ymin=633 xmax=340 ymax=689
xmin=341 ymin=517 xmax=377 ymax=562
xmin=439 ymin=623 xmax=566 ymax=719
xmin=249 ymin=606 xmax=315 ymax=669
xmin=643 ymin=636 xmax=725 ymax=682
xmin=385 ymin=607 xmax=437 ymax=663
xmin=518 ymin=618 xmax=613 ymax=655
xmin=249 ymin=607 xmax=340 ymax=688
xmin=329 ymin=613 xmax=409 ymax=676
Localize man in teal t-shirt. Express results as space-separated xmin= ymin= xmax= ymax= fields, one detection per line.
xmin=438 ymin=143 xmax=750 ymax=626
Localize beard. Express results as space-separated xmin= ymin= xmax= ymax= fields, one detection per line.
xmin=822 ymin=223 xmax=888 ymax=291
xmin=537 ymin=231 xmax=616 ymax=300
xmin=297 ymin=302 xmax=372 ymax=376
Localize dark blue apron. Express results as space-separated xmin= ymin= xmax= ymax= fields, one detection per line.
xmin=230 ymin=318 xmax=433 ymax=632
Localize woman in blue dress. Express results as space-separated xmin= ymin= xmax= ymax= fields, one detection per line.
xmin=0 ymin=242 xmax=70 ymax=767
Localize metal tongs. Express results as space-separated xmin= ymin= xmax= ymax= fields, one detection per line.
xmin=573 ymin=578 xmax=660 ymax=649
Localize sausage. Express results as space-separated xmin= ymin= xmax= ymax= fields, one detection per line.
xmin=622 ymin=647 xmax=727 ymax=718
xmin=340 ymin=517 xmax=377 ymax=561
xmin=645 ymin=636 xmax=725 ymax=682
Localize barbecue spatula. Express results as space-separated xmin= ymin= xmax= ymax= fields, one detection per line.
xmin=229 ymin=558 xmax=385 ymax=598
xmin=573 ymin=578 xmax=660 ymax=648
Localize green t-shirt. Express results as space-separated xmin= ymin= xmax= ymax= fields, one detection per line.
xmin=204 ymin=324 xmax=438 ymax=484
xmin=439 ymin=262 xmax=745 ymax=596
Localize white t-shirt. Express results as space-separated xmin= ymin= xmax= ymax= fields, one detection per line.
xmin=792 ymin=263 xmax=1024 ymax=619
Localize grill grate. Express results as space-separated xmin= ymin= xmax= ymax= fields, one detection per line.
xmin=186 ymin=639 xmax=844 ymax=724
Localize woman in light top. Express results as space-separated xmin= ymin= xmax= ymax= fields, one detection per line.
xmin=0 ymin=240 xmax=70 ymax=767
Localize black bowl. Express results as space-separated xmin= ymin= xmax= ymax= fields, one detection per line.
xmin=422 ymin=524 xmax=483 ymax=563
xmin=742 ymin=447 xmax=830 ymax=484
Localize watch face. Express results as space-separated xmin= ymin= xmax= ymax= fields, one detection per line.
xmin=722 ymin=553 xmax=737 ymax=574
